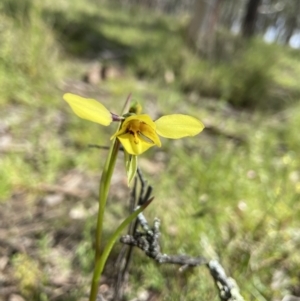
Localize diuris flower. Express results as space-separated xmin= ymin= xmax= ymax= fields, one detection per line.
xmin=111 ymin=114 xmax=161 ymax=155
xmin=63 ymin=93 xmax=204 ymax=156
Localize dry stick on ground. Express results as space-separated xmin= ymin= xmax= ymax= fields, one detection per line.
xmin=120 ymin=215 xmax=244 ymax=301
xmin=117 ymin=168 xmax=245 ymax=301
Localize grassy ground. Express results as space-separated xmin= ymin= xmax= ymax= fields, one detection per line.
xmin=1 ymin=0 xmax=300 ymax=300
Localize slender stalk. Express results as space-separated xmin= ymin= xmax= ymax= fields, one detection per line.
xmin=89 ymin=138 xmax=120 ymax=301
xmin=89 ymin=95 xmax=131 ymax=301
xmin=97 ymin=139 xmax=120 ymax=257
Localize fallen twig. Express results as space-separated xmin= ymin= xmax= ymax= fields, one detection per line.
xmin=117 ymin=168 xmax=245 ymax=301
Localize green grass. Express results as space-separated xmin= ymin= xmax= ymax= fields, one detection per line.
xmin=1 ymin=0 xmax=300 ymax=300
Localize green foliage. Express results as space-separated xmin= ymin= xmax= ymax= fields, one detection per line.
xmin=223 ymin=40 xmax=277 ymax=109
xmin=1 ymin=0 xmax=300 ymax=300
xmin=180 ymin=39 xmax=296 ymax=109
xmin=0 ymin=0 xmax=32 ymax=21
xmin=180 ymin=57 xmax=227 ymax=98
xmin=12 ymin=253 xmax=45 ymax=299
xmin=75 ymin=221 xmax=95 ymax=273
xmin=0 ymin=0 xmax=59 ymax=106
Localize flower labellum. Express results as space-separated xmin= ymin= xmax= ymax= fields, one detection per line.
xmin=111 ymin=114 xmax=161 ymax=155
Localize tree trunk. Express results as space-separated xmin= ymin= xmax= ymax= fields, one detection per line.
xmin=283 ymin=1 xmax=300 ymax=44
xmin=187 ymin=0 xmax=221 ymax=57
xmin=242 ymin=0 xmax=262 ymax=38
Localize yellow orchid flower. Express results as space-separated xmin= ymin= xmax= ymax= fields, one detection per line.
xmin=110 ymin=114 xmax=161 ymax=155
xmin=63 ymin=93 xmax=204 ymax=156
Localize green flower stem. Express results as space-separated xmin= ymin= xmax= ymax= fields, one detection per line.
xmin=91 ymin=198 xmax=153 ymax=301
xmin=94 ymin=94 xmax=131 ymax=258
xmin=96 ymin=138 xmax=120 ymax=257
xmin=89 ymin=137 xmax=120 ymax=301
xmin=89 ymin=97 xmax=132 ymax=301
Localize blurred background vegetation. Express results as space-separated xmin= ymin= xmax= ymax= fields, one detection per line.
xmin=1 ymin=0 xmax=300 ymax=300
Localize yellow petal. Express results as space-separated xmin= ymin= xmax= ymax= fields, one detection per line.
xmin=155 ymin=114 xmax=204 ymax=139
xmin=111 ymin=114 xmax=161 ymax=147
xmin=63 ymin=93 xmax=112 ymax=126
xmin=117 ymin=133 xmax=153 ymax=155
